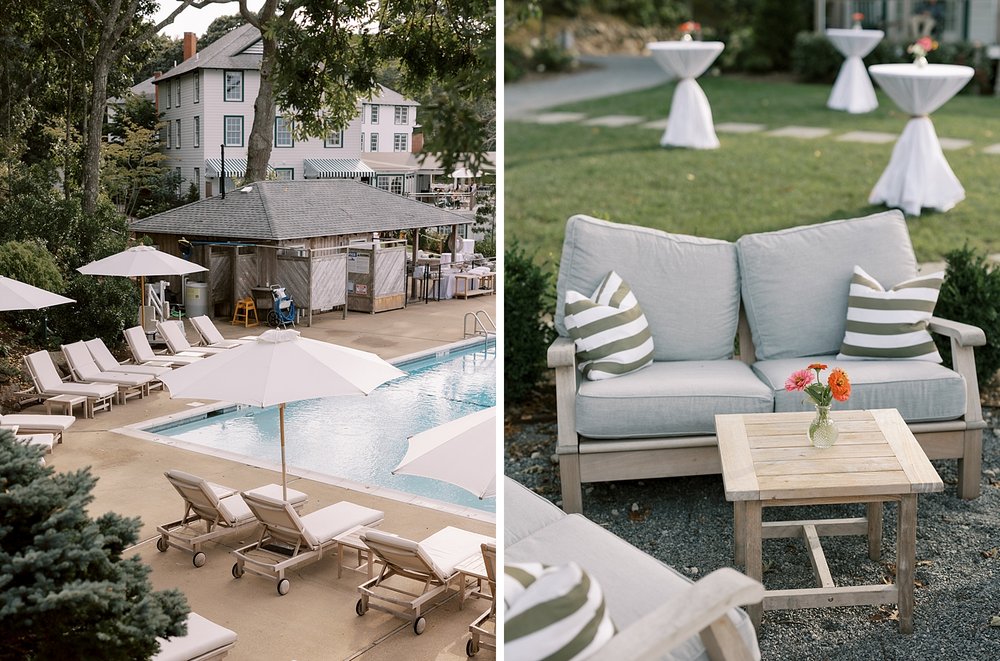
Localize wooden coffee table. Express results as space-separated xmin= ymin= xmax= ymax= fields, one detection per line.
xmin=715 ymin=409 xmax=943 ymax=633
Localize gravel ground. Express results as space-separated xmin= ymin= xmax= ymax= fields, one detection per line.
xmin=505 ymin=398 xmax=1000 ymax=660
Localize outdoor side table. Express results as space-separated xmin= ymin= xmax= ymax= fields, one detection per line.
xmin=454 ymin=546 xmax=494 ymax=609
xmin=647 ymin=40 xmax=725 ymax=149
xmin=867 ymin=63 xmax=974 ymax=216
xmin=715 ymin=409 xmax=942 ymax=634
xmin=825 ymin=28 xmax=883 ymax=113
xmin=45 ymin=393 xmax=87 ymax=417
xmin=334 ymin=525 xmax=379 ymax=579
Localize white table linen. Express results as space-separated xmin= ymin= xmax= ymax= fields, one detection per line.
xmin=867 ymin=63 xmax=974 ymax=216
xmin=647 ymin=41 xmax=725 ymax=149
xmin=826 ymin=29 xmax=883 ymax=113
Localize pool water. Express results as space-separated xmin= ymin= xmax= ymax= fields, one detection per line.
xmin=151 ymin=342 xmax=496 ymax=512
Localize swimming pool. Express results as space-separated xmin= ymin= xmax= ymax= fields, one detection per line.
xmin=144 ymin=340 xmax=496 ymax=513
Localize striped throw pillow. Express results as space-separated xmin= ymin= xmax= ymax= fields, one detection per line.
xmin=836 ymin=265 xmax=943 ymax=362
xmin=504 ymin=562 xmax=616 ymax=661
xmin=564 ymin=271 xmax=654 ymax=380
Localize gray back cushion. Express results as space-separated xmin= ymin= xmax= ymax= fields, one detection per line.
xmin=556 ymin=215 xmax=740 ymax=361
xmin=737 ymin=210 xmax=917 ymax=360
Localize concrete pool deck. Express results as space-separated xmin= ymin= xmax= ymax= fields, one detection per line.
xmin=23 ymin=295 xmax=496 ymax=660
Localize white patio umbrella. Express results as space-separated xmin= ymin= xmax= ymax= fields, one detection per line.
xmin=392 ymin=407 xmax=496 ymax=499
xmin=0 ymin=276 xmax=75 ymax=311
xmin=77 ymin=245 xmax=207 ymax=327
xmin=158 ymin=329 xmax=406 ymax=499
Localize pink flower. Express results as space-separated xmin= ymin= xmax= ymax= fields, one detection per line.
xmin=785 ymin=369 xmax=813 ymax=392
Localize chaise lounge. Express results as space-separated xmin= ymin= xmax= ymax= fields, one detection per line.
xmin=24 ymin=350 xmax=117 ymax=417
xmin=62 ymin=340 xmax=157 ymax=403
xmin=124 ymin=325 xmax=203 ymax=366
xmin=85 ymin=337 xmax=172 ymax=377
xmin=152 ymin=612 xmax=237 ymax=661
xmin=190 ymin=316 xmax=255 ymax=349
xmin=156 ymin=320 xmax=228 ymax=357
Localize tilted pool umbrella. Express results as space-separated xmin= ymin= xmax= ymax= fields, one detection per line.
xmin=158 ymin=329 xmax=406 ymax=500
xmin=77 ymin=245 xmax=207 ymax=327
xmin=392 ymin=407 xmax=496 ymax=499
xmin=0 ymin=276 xmax=75 ymax=311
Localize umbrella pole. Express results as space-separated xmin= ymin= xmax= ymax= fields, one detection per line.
xmin=140 ymin=275 xmax=145 ymax=330
xmin=280 ymin=402 xmax=287 ymax=501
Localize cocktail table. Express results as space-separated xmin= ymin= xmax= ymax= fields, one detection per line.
xmin=715 ymin=409 xmax=943 ymax=633
xmin=647 ymin=40 xmax=725 ymax=149
xmin=825 ymin=28 xmax=883 ymax=113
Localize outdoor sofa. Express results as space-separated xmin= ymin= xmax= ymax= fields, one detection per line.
xmin=549 ymin=211 xmax=986 ymax=513
xmin=505 ymin=477 xmax=764 ymax=660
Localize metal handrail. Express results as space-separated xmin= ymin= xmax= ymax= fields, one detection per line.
xmin=464 ymin=310 xmax=496 ymax=347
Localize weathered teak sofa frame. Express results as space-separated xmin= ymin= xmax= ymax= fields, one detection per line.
xmin=549 ymin=212 xmax=986 ymax=514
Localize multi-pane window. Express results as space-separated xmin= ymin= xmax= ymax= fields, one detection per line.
xmin=274 ymin=116 xmax=293 ymax=147
xmin=175 ymin=80 xmax=181 ymax=106
xmin=370 ymin=104 xmax=379 ymax=124
xmin=166 ymin=83 xmax=171 ymax=109
xmin=324 ymin=130 xmax=343 ymax=148
xmin=194 ymin=167 xmax=200 ymax=192
xmin=377 ymin=175 xmax=403 ymax=195
xmin=174 ymin=119 xmax=181 ymax=148
xmin=361 ymin=132 xmax=365 ymax=150
xmin=193 ymin=116 xmax=201 ymax=147
xmin=224 ymin=71 xmax=243 ymax=101
xmin=394 ymin=106 xmax=407 ymax=124
xmin=167 ymin=119 xmax=172 ymax=146
xmin=194 ymin=73 xmax=200 ymax=103
xmin=275 ymin=168 xmax=294 ymax=181
xmin=369 ymin=133 xmax=378 ymax=151
xmin=224 ymin=115 xmax=243 ymax=146
xmin=393 ymin=133 xmax=407 ymax=152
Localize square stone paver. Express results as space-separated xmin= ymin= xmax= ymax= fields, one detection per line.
xmin=983 ymin=143 xmax=1000 ymax=155
xmin=938 ymin=137 xmax=973 ymax=151
xmin=836 ymin=131 xmax=897 ymax=144
xmin=716 ymin=122 xmax=767 ymax=134
xmin=582 ymin=115 xmax=644 ymax=127
xmin=640 ymin=118 xmax=671 ymax=130
xmin=527 ymin=112 xmax=588 ymax=125
xmin=765 ymin=126 xmax=832 ymax=139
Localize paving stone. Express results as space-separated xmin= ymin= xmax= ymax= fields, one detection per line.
xmin=938 ymin=137 xmax=973 ymax=151
xmin=715 ymin=122 xmax=767 ymax=134
xmin=527 ymin=112 xmax=588 ymax=124
xmin=836 ymin=131 xmax=897 ymax=144
xmin=640 ymin=118 xmax=671 ymax=129
xmin=582 ymin=115 xmax=644 ymax=127
xmin=765 ymin=126 xmax=832 ymax=139
xmin=982 ymin=143 xmax=1000 ymax=154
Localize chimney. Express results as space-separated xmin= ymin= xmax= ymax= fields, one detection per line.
xmin=153 ymin=71 xmax=162 ymax=111
xmin=183 ymin=32 xmax=197 ymax=61
xmin=411 ymin=126 xmax=424 ymax=154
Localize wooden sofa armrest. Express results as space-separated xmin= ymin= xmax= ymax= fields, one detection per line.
xmin=547 ymin=335 xmax=576 ymax=368
xmin=548 ymin=336 xmax=581 ymax=455
xmin=928 ymin=317 xmax=986 ymax=347
xmin=589 ymin=568 xmax=765 ymax=661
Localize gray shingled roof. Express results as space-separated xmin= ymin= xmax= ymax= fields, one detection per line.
xmin=129 ymin=179 xmax=471 ymax=241
xmin=155 ymin=23 xmax=260 ymax=83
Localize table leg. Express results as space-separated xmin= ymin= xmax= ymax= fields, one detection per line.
xmin=743 ymin=501 xmax=763 ymax=630
xmin=897 ymin=495 xmax=917 ymax=633
xmin=866 ymin=502 xmax=883 ymax=561
xmin=733 ymin=501 xmax=746 ymax=566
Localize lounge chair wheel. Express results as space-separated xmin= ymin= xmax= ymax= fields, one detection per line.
xmin=156 ymin=537 xmax=168 ymax=552
xmin=277 ymin=578 xmax=290 ymax=596
xmin=355 ymin=599 xmax=367 ymax=616
xmin=413 ymin=617 xmax=426 ymax=635
xmin=232 ymin=563 xmax=244 ymax=579
xmin=192 ymin=552 xmax=206 ymax=568
xmin=466 ymin=639 xmax=477 ymax=657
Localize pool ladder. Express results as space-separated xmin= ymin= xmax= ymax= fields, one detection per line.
xmin=464 ymin=310 xmax=496 ymax=347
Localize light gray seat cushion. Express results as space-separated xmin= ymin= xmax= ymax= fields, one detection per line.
xmin=753 ymin=357 xmax=967 ymax=422
xmin=576 ymin=360 xmax=774 ymax=438
xmin=504 ymin=477 xmax=566 ymax=546
xmin=737 ymin=210 xmax=919 ymax=361
xmin=557 ymin=215 xmax=741 ymax=361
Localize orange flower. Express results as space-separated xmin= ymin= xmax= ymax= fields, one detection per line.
xmin=828 ymin=368 xmax=851 ymax=402
xmin=808 ymin=363 xmax=828 ymax=371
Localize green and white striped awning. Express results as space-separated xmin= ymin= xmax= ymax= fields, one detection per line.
xmin=303 ymin=158 xmax=376 ymax=178
xmin=205 ymin=159 xmax=275 ymax=178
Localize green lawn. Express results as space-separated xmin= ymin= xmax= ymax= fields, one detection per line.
xmin=505 ymin=75 xmax=1000 ymax=267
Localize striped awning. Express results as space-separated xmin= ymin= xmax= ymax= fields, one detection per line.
xmin=204 ymin=159 xmax=275 ymax=178
xmin=303 ymin=158 xmax=376 ymax=178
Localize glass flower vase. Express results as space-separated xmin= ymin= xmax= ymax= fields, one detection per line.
xmin=808 ymin=405 xmax=838 ymax=448
xmin=914 ymin=55 xmax=928 ymax=68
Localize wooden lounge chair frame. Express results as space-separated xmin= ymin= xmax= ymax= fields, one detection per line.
xmin=466 ymin=542 xmax=496 ymax=657
xmin=61 ymin=340 xmax=154 ymax=404
xmin=23 ymin=350 xmax=115 ymax=417
xmin=124 ymin=325 xmax=203 ymax=366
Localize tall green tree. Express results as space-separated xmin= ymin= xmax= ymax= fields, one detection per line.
xmin=0 ymin=429 xmax=189 ymax=660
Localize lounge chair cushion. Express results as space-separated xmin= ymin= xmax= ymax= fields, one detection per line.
xmin=299 ymin=501 xmax=384 ymax=547
xmin=504 ymin=479 xmax=566 ymax=547
xmin=153 ymin=612 xmax=237 ymax=661
xmin=18 ymin=434 xmax=55 ymax=453
xmin=564 ymin=271 xmax=655 ymax=381
xmin=0 ymin=414 xmax=75 ymax=431
xmin=418 ymin=526 xmax=495 ymax=580
xmin=576 ymin=361 xmax=774 ymax=438
xmin=556 ymin=214 xmax=740 ymax=362
xmin=752 ymin=357 xmax=966 ymax=422
xmin=25 ymin=350 xmax=118 ymax=398
xmin=85 ymin=338 xmax=172 ymax=376
xmin=737 ymin=210 xmax=918 ymax=361
xmin=836 ymin=266 xmax=943 ymax=362
xmin=504 ymin=561 xmax=616 ymax=661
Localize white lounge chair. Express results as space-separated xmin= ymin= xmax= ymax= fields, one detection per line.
xmin=24 ymin=350 xmax=116 ymax=417
xmin=0 ymin=424 xmax=56 ymax=454
xmin=124 ymin=326 xmax=203 ymax=366
xmin=152 ymin=612 xmax=237 ymax=661
xmin=62 ymin=340 xmax=156 ymax=403
xmin=84 ymin=337 xmax=172 ymax=377
xmin=357 ymin=526 xmax=496 ymax=635
xmin=466 ymin=542 xmax=496 ymax=657
xmin=232 ymin=492 xmax=384 ymax=595
xmin=156 ymin=320 xmax=228 ymax=357
xmin=156 ymin=469 xmax=307 ymax=568
xmin=0 ymin=413 xmax=74 ymax=445
xmin=190 ymin=316 xmax=254 ymax=349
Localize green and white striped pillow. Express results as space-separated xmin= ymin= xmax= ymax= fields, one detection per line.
xmin=564 ymin=271 xmax=654 ymax=380
xmin=504 ymin=561 xmax=615 ymax=661
xmin=837 ymin=265 xmax=943 ymax=362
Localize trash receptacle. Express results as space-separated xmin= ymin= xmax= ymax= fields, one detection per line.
xmin=185 ymin=281 xmax=208 ymax=318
